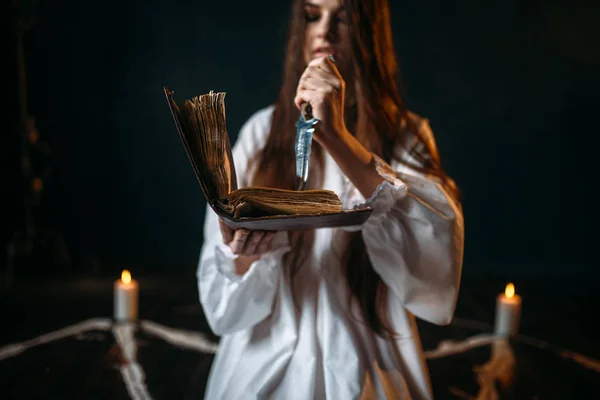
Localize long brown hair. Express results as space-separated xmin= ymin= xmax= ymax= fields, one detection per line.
xmin=250 ymin=0 xmax=457 ymax=338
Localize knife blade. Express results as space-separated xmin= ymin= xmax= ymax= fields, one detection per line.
xmin=295 ymin=103 xmax=319 ymax=190
xmin=295 ymin=55 xmax=335 ymax=191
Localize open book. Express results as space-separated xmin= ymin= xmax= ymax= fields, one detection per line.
xmin=163 ymin=86 xmax=372 ymax=230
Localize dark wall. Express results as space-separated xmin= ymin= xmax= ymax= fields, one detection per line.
xmin=4 ymin=0 xmax=598 ymax=277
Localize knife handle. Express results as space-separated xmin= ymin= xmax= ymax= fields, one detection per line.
xmin=301 ymin=102 xmax=313 ymax=120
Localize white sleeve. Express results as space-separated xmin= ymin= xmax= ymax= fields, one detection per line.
xmin=196 ymin=106 xmax=291 ymax=336
xmin=341 ymin=120 xmax=464 ymax=326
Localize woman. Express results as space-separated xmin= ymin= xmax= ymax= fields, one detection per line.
xmin=197 ymin=0 xmax=464 ymax=398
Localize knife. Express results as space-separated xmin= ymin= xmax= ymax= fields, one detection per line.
xmin=295 ymin=55 xmax=335 ymax=191
xmin=295 ymin=103 xmax=319 ymax=190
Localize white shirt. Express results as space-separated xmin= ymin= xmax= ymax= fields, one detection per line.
xmin=197 ymin=105 xmax=464 ymax=400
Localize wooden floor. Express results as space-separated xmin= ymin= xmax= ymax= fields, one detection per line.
xmin=0 ymin=270 xmax=598 ymax=399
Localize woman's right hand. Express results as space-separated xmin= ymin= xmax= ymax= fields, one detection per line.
xmin=219 ymin=218 xmax=279 ymax=257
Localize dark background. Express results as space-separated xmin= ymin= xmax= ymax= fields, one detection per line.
xmin=2 ymin=0 xmax=598 ymax=280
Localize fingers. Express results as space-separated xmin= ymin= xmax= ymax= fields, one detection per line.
xmin=299 ymin=67 xmax=342 ymax=91
xmin=219 ymin=218 xmax=234 ymax=244
xmin=299 ymin=76 xmax=336 ymax=93
xmin=229 ymin=229 xmax=278 ymax=256
xmin=298 ymin=76 xmax=339 ymax=105
xmin=295 ymin=57 xmax=345 ymax=112
xmin=294 ymin=89 xmax=326 ymax=113
xmin=230 ymin=229 xmax=250 ymax=254
xmin=294 ymin=90 xmax=309 ymax=111
xmin=256 ymin=231 xmax=277 ymax=254
xmin=243 ymin=230 xmax=265 ymax=255
xmin=308 ymin=56 xmax=342 ymax=79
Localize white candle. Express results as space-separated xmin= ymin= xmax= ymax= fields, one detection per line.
xmin=494 ymin=282 xmax=521 ymax=336
xmin=114 ymin=270 xmax=139 ymax=322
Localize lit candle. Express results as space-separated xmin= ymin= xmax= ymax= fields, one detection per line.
xmin=494 ymin=283 xmax=521 ymax=336
xmin=114 ymin=270 xmax=139 ymax=322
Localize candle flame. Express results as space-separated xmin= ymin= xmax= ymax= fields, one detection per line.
xmin=121 ymin=270 xmax=131 ymax=284
xmin=505 ymin=283 xmax=515 ymax=298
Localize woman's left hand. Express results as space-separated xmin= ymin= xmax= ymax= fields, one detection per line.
xmin=294 ymin=56 xmax=349 ymax=145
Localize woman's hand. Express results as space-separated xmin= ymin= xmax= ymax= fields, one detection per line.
xmin=219 ymin=219 xmax=278 ymax=257
xmin=294 ymin=56 xmax=350 ymax=146
xmin=294 ymin=57 xmax=385 ymax=199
